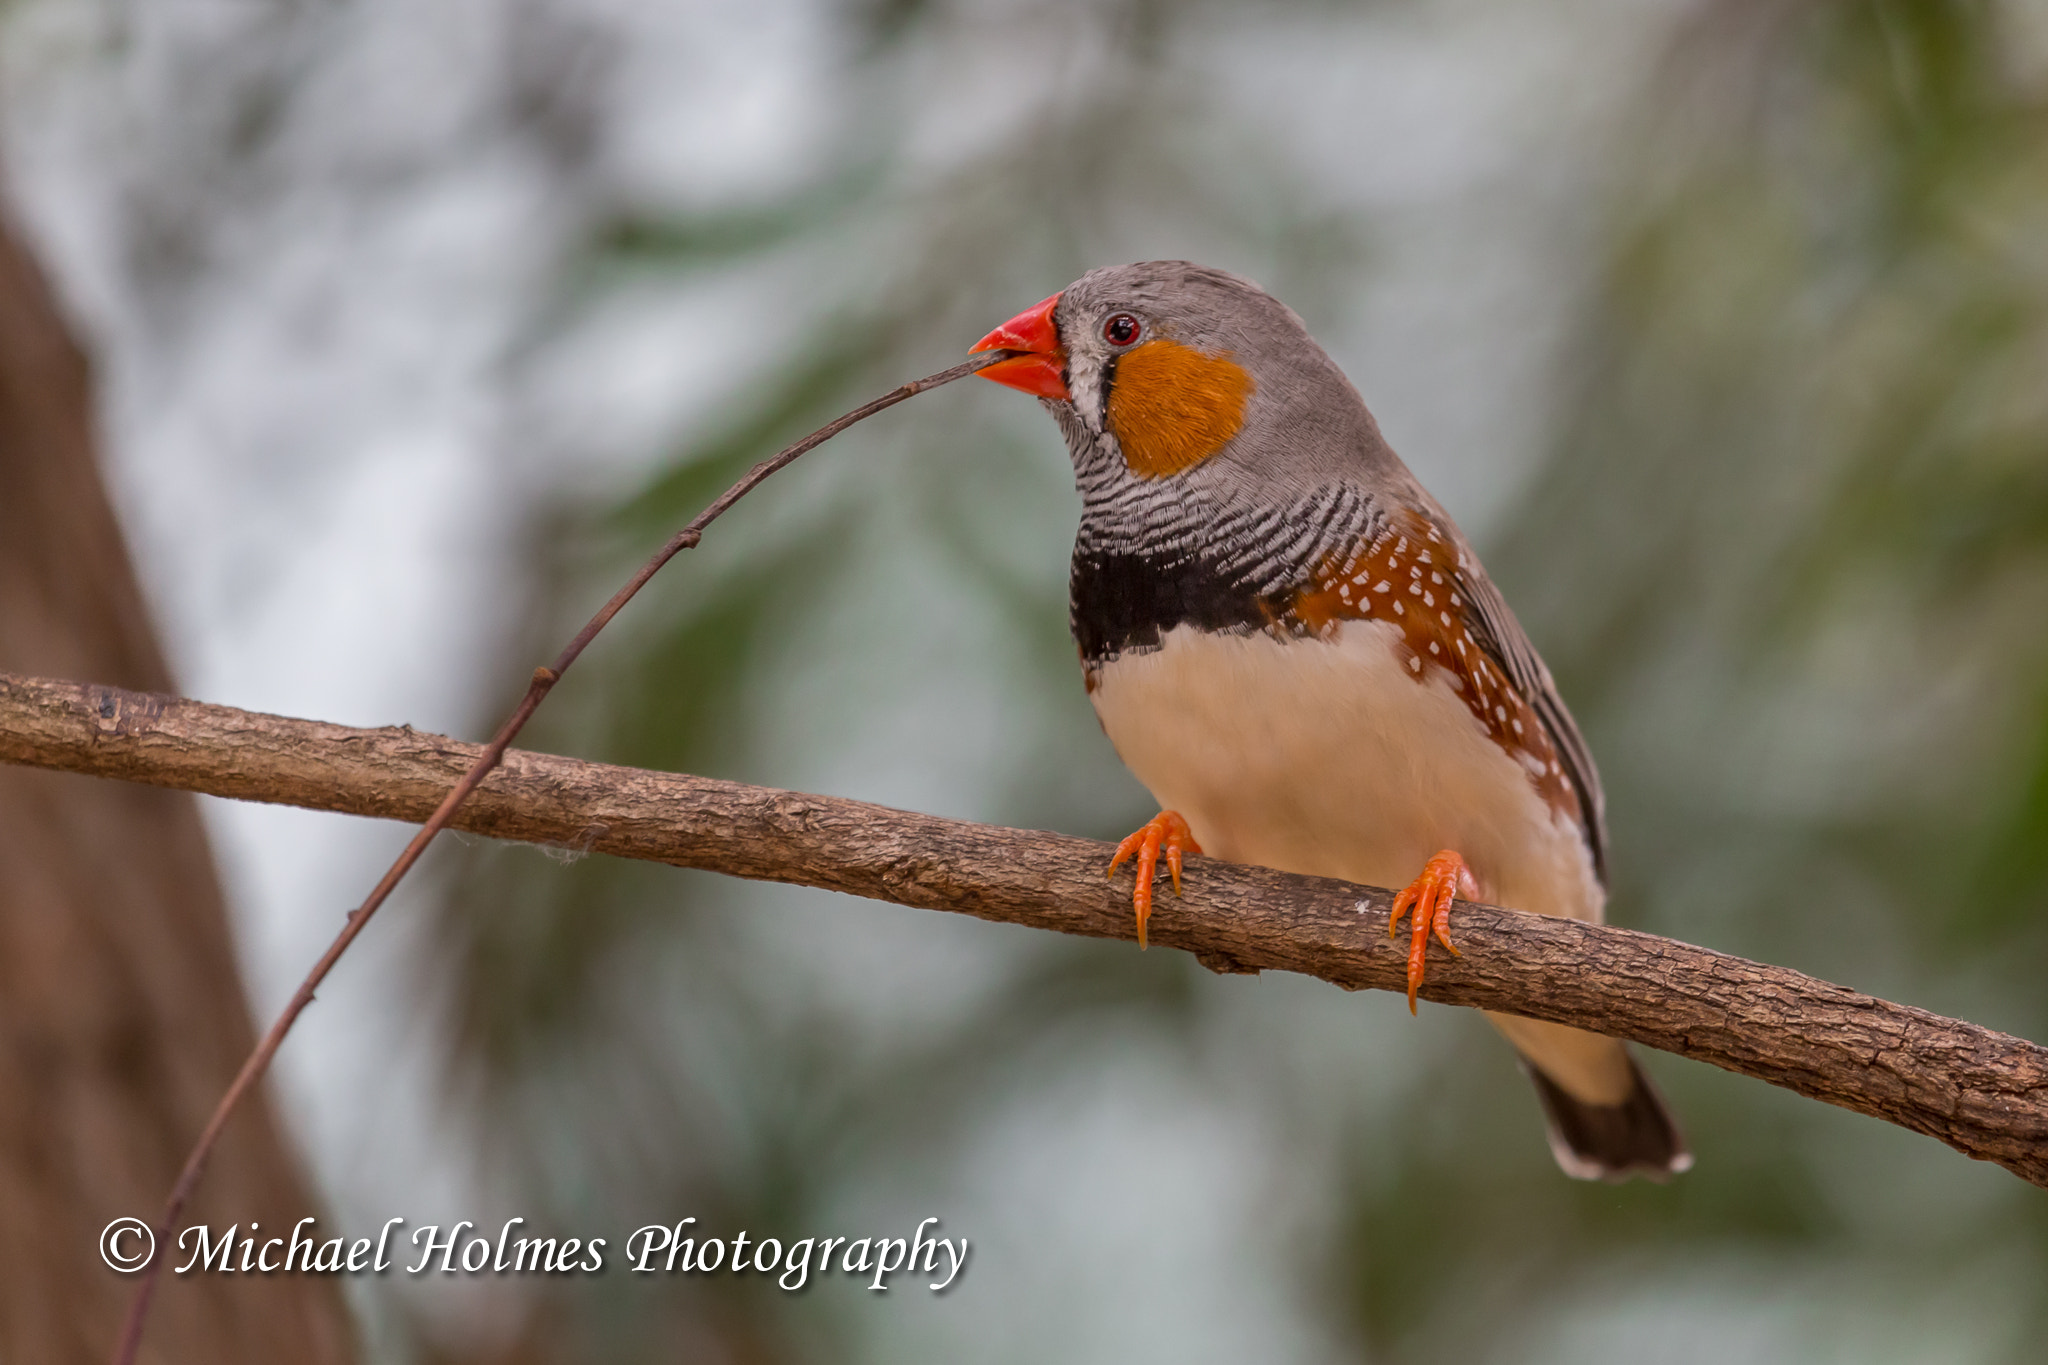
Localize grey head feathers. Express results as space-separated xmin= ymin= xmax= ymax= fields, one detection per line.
xmin=1049 ymin=260 xmax=1416 ymax=510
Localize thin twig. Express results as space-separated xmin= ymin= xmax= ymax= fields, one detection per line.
xmin=103 ymin=351 xmax=1012 ymax=1365
xmin=3 ymin=672 xmax=2045 ymax=1187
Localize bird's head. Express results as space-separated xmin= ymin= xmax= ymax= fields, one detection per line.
xmin=972 ymin=260 xmax=1389 ymax=496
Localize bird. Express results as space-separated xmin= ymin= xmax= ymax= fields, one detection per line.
xmin=969 ymin=261 xmax=1689 ymax=1182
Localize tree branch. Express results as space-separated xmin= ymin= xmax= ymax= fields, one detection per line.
xmin=3 ymin=669 xmax=2044 ymax=1188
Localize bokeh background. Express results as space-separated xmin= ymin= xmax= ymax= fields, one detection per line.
xmin=4 ymin=0 xmax=2045 ymax=1359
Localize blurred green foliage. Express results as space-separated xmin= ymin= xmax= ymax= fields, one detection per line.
xmin=423 ymin=0 xmax=2048 ymax=1361
xmin=1474 ymin=2 xmax=2048 ymax=1359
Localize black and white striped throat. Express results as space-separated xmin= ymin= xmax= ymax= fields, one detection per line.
xmin=1067 ymin=474 xmax=1385 ymax=667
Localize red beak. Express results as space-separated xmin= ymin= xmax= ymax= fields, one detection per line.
xmin=971 ymin=292 xmax=1070 ymax=400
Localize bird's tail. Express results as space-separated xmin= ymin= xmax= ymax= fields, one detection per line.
xmin=1487 ymin=1012 xmax=1692 ymax=1182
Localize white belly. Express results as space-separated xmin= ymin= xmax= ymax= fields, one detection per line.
xmin=1089 ymin=622 xmax=1604 ymax=925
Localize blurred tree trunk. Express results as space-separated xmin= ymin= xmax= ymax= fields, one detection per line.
xmin=0 ymin=207 xmax=353 ymax=1359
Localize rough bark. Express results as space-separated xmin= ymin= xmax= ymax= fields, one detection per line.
xmin=0 ymin=211 xmax=352 ymax=1362
xmin=1 ymin=671 xmax=2043 ymax=1190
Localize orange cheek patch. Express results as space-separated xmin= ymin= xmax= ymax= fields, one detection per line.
xmin=1105 ymin=339 xmax=1254 ymax=479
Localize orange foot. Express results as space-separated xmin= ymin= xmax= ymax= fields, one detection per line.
xmin=1388 ymin=849 xmax=1478 ymax=1014
xmin=1107 ymin=811 xmax=1202 ymax=950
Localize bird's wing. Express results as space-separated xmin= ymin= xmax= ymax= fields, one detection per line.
xmin=1449 ymin=557 xmax=1608 ymax=886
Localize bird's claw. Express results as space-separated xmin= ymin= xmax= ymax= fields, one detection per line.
xmin=1107 ymin=811 xmax=1201 ymax=949
xmin=1388 ymin=849 xmax=1477 ymax=1013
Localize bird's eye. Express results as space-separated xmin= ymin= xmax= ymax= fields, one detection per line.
xmin=1103 ymin=313 xmax=1142 ymax=346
